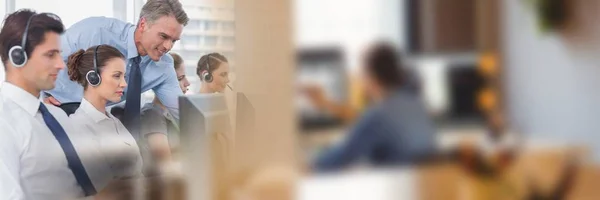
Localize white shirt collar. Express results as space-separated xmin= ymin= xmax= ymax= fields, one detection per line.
xmin=79 ymin=98 xmax=111 ymax=123
xmin=0 ymin=82 xmax=40 ymax=117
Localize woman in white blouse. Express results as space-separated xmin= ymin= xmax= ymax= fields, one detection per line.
xmin=66 ymin=44 xmax=142 ymax=192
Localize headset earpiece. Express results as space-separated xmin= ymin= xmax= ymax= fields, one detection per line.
xmin=202 ymin=59 xmax=214 ymax=83
xmin=86 ymin=70 xmax=101 ymax=86
xmin=86 ymin=45 xmax=102 ymax=86
xmin=202 ymin=70 xmax=213 ymax=83
xmin=9 ymin=46 xmax=27 ymax=67
xmin=9 ymin=13 xmax=37 ymax=68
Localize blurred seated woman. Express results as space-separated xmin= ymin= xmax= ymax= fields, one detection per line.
xmin=309 ymin=42 xmax=437 ymax=172
xmin=196 ymin=53 xmax=234 ymax=197
xmin=197 ymin=53 xmax=230 ymax=94
xmin=67 ymin=45 xmax=142 ymax=189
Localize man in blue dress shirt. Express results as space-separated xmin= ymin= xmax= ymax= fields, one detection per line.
xmin=44 ymin=0 xmax=188 ymax=129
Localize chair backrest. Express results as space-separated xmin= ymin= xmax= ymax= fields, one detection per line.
xmin=110 ymin=106 xmax=125 ymax=122
xmin=59 ymin=102 xmax=81 ymax=116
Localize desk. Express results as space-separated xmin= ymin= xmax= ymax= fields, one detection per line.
xmin=299 ymin=127 xmax=600 ymax=199
xmin=299 ymin=125 xmax=488 ymax=161
xmin=299 ymin=127 xmax=346 ymax=161
xmin=296 ymin=148 xmax=600 ymax=200
xmin=298 ymin=164 xmax=462 ymax=200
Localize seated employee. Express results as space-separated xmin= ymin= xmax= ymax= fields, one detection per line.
xmin=196 ymin=53 xmax=230 ymax=94
xmin=309 ymin=42 xmax=437 ymax=172
xmin=0 ymin=10 xmax=133 ymax=199
xmin=140 ymin=52 xmax=231 ymax=174
xmin=66 ymin=45 xmax=143 ymax=191
xmin=140 ymin=52 xmax=189 ymax=175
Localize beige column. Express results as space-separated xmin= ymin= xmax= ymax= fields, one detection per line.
xmin=233 ymin=0 xmax=298 ymax=180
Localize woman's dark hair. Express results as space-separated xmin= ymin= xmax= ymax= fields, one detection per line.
xmin=170 ymin=52 xmax=183 ymax=70
xmin=363 ymin=42 xmax=405 ymax=90
xmin=67 ymin=44 xmax=125 ymax=88
xmin=0 ymin=9 xmax=64 ymax=66
xmin=196 ymin=52 xmax=228 ymax=80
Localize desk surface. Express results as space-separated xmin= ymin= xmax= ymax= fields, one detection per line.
xmin=299 ymin=125 xmax=488 ymax=159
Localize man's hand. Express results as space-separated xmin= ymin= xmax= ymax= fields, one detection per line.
xmin=300 ymin=84 xmax=328 ymax=109
xmin=43 ymin=96 xmax=61 ymax=106
xmin=148 ymin=133 xmax=172 ymax=164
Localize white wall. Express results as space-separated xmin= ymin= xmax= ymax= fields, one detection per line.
xmin=294 ymin=0 xmax=405 ymax=72
xmin=504 ymin=0 xmax=600 ymax=160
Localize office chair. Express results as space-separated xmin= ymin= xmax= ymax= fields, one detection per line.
xmin=59 ymin=102 xmax=81 ymax=116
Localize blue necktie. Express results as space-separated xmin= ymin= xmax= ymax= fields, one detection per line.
xmin=123 ymin=56 xmax=142 ymax=140
xmin=39 ymin=103 xmax=96 ymax=196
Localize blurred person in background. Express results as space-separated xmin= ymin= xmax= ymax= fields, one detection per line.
xmin=196 ymin=52 xmax=235 ymax=199
xmin=66 ymin=45 xmax=144 ymax=194
xmin=196 ymin=53 xmax=230 ymax=94
xmin=140 ymin=52 xmax=190 ymax=175
xmin=307 ymin=42 xmax=437 ymax=172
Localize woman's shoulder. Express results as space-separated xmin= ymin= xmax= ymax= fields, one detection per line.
xmin=67 ymin=106 xmax=90 ymax=125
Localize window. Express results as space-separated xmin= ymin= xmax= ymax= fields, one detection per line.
xmin=182 ymin=35 xmax=201 ymax=46
xmin=187 ymin=19 xmax=202 ymax=29
xmin=199 ymin=6 xmax=212 ymax=13
xmin=221 ymin=36 xmax=235 ymax=47
xmin=222 ymin=21 xmax=235 ymax=32
xmin=0 ymin=0 xmax=6 ymax=18
xmin=223 ymin=51 xmax=235 ymax=61
xmin=203 ymin=36 xmax=218 ymax=46
xmin=185 ymin=65 xmax=198 ymax=78
xmin=204 ymin=21 xmax=219 ymax=31
xmin=181 ymin=50 xmax=203 ymax=61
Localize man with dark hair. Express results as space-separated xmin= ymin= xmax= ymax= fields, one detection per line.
xmin=44 ymin=0 xmax=189 ymax=139
xmin=0 ymin=9 xmax=130 ymax=200
xmin=309 ymin=42 xmax=437 ymax=172
xmin=0 ymin=9 xmax=77 ymax=200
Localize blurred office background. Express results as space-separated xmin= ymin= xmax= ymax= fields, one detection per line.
xmin=292 ymin=0 xmax=600 ymax=199
xmin=295 ymin=0 xmax=600 ymax=161
xmin=295 ymin=0 xmax=497 ymax=155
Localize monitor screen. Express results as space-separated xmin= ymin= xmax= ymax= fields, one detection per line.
xmin=178 ymin=94 xmax=231 ymax=199
xmin=235 ymin=92 xmax=255 ymax=134
xmin=296 ymin=48 xmax=348 ymax=131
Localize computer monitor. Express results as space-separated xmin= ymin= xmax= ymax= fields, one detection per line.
xmin=179 ymin=93 xmax=231 ymax=200
xmin=296 ymin=47 xmax=348 ymax=131
xmin=235 ymin=92 xmax=255 ymax=135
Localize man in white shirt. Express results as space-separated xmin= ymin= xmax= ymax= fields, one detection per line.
xmin=0 ymin=10 xmax=132 ymax=200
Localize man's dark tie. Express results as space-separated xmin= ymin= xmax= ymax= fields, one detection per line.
xmin=39 ymin=103 xmax=96 ymax=196
xmin=123 ymin=56 xmax=142 ymax=140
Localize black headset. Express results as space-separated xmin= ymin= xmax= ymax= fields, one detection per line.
xmin=8 ymin=12 xmax=62 ymax=67
xmin=8 ymin=13 xmax=38 ymax=67
xmin=85 ymin=45 xmax=102 ymax=86
xmin=202 ymin=56 xmax=214 ymax=83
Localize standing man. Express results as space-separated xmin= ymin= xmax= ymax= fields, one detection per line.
xmin=45 ymin=0 xmax=189 ymax=138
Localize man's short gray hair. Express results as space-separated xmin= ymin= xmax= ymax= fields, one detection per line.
xmin=139 ymin=0 xmax=189 ymax=26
